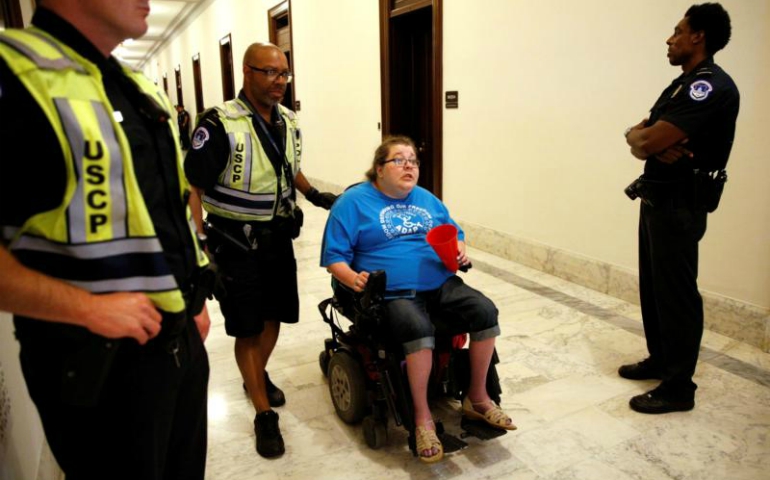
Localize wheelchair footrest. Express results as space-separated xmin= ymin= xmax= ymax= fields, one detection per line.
xmin=437 ymin=432 xmax=468 ymax=453
xmin=460 ymin=417 xmax=509 ymax=441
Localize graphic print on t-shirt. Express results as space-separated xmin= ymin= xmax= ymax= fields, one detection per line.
xmin=379 ymin=204 xmax=434 ymax=239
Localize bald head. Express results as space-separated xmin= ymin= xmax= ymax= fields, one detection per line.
xmin=243 ymin=42 xmax=283 ymax=66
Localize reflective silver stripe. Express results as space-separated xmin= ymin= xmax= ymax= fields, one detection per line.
xmin=55 ymin=99 xmax=87 ymax=243
xmin=12 ymin=235 xmax=163 ymax=259
xmin=243 ymin=134 xmax=253 ymax=191
xmin=212 ymin=184 xmax=275 ymax=202
xmin=202 ymin=197 xmax=274 ymax=216
xmin=222 ymin=100 xmax=250 ymax=119
xmin=70 ymin=275 xmax=177 ymax=293
xmin=0 ymin=31 xmax=85 ymax=72
xmin=56 ymin=99 xmax=128 ymax=241
xmin=224 ymin=130 xmax=254 ymax=191
xmin=224 ymin=132 xmax=237 ymax=182
xmin=92 ymin=100 xmax=127 ymax=238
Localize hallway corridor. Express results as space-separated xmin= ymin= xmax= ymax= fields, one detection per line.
xmin=202 ymin=200 xmax=770 ymax=480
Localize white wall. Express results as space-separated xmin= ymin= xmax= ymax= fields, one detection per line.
xmin=151 ymin=0 xmax=382 ymax=186
xmin=441 ymin=0 xmax=768 ymax=308
xmin=0 ymin=314 xmax=49 ymax=480
xmin=152 ymin=0 xmax=769 ymax=310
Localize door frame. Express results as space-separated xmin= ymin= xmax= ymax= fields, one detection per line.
xmin=219 ymin=33 xmax=235 ymax=101
xmin=192 ymin=53 xmax=204 ymax=113
xmin=268 ymin=0 xmax=297 ymax=111
xmin=379 ymin=0 xmax=443 ymax=198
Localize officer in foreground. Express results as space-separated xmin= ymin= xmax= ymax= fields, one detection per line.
xmin=185 ymin=42 xmax=336 ymax=457
xmin=0 ymin=1 xmax=212 ymax=478
xmin=620 ymin=2 xmax=739 ymax=414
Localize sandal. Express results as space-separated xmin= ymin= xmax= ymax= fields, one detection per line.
xmin=462 ymin=397 xmax=517 ymax=431
xmin=415 ymin=422 xmax=444 ymax=463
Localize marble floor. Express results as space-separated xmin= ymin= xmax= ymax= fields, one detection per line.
xmin=203 ymin=202 xmax=770 ymax=480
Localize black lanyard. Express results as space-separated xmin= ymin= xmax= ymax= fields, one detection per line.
xmin=253 ymin=109 xmax=295 ymax=204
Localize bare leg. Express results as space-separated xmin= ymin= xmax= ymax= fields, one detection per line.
xmin=466 ymin=337 xmax=514 ymax=428
xmin=235 ymin=321 xmax=280 ymax=413
xmin=257 ymin=321 xmax=280 ymax=372
xmin=406 ymin=348 xmax=440 ymax=458
xmin=467 ymin=337 xmax=495 ymax=405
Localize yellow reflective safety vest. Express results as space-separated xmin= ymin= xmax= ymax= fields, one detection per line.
xmin=0 ymin=27 xmax=208 ymax=315
xmin=201 ymin=98 xmax=301 ymax=222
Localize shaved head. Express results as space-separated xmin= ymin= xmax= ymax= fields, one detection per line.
xmin=243 ymin=42 xmax=282 ymax=66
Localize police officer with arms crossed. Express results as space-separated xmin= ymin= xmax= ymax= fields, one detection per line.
xmin=184 ymin=42 xmax=336 ymax=458
xmin=620 ymin=2 xmax=739 ymax=414
xmin=0 ymin=1 xmax=212 ymax=478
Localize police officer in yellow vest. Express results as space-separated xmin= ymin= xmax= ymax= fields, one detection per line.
xmin=0 ymin=1 xmax=211 ymax=479
xmin=185 ymin=42 xmax=337 ymax=458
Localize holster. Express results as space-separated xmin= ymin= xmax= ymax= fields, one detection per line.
xmin=188 ymin=263 xmax=225 ymax=314
xmin=626 ymin=176 xmax=695 ymax=209
xmin=695 ymin=170 xmax=727 ymax=213
xmin=290 ymin=205 xmax=304 ymax=239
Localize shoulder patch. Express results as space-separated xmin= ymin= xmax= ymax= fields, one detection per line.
xmin=191 ymin=126 xmax=210 ymax=150
xmin=689 ymin=80 xmax=713 ymax=101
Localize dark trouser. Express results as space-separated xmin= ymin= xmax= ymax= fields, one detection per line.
xmin=638 ymin=200 xmax=707 ymax=400
xmin=17 ymin=320 xmax=209 ymax=480
xmin=383 ymin=276 xmax=500 ymax=355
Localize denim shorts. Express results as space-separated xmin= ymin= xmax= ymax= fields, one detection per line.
xmin=382 ymin=276 xmax=500 ymax=355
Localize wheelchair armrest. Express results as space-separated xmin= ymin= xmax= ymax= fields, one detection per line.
xmin=361 ymin=270 xmax=386 ymax=309
xmin=331 ymin=270 xmax=388 ymax=332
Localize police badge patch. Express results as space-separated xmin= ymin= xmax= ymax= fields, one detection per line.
xmin=689 ymin=80 xmax=713 ymax=101
xmin=191 ymin=126 xmax=209 ymax=150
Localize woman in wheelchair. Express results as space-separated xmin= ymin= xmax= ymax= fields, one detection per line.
xmin=321 ymin=135 xmax=515 ymax=463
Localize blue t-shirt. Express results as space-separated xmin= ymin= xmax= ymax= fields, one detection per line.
xmin=320 ymin=182 xmax=464 ymax=292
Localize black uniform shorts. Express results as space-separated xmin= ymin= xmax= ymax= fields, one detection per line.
xmin=211 ymin=225 xmax=299 ymax=338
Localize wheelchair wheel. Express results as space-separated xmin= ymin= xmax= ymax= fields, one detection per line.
xmin=319 ymin=351 xmax=330 ymax=377
xmin=328 ymin=351 xmax=367 ymax=424
xmin=363 ymin=415 xmax=387 ymax=449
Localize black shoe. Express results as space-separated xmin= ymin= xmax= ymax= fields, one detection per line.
xmin=618 ymin=359 xmax=662 ymax=380
xmin=254 ymin=410 xmax=285 ymax=458
xmin=265 ymin=371 xmax=286 ymax=407
xmin=242 ymin=371 xmax=286 ymax=407
xmin=629 ymin=388 xmax=694 ymax=414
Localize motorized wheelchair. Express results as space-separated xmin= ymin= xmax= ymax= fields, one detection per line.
xmin=318 ymin=269 xmax=507 ymax=456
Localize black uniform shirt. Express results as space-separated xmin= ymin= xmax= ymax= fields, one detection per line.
xmin=184 ymin=91 xmax=289 ymax=197
xmin=644 ymin=58 xmax=740 ymax=180
xmin=0 ymin=8 xmax=197 ymax=289
xmin=177 ymin=108 xmax=190 ymax=135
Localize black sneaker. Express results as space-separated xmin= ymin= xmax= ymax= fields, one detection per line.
xmin=254 ymin=410 xmax=285 ymax=458
xmin=242 ymin=371 xmax=286 ymax=407
xmin=629 ymin=388 xmax=694 ymax=414
xmin=618 ymin=359 xmax=662 ymax=380
xmin=265 ymin=371 xmax=286 ymax=407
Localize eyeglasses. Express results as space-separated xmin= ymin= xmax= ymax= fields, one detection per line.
xmin=383 ymin=157 xmax=420 ymax=168
xmin=246 ymin=65 xmax=293 ymax=83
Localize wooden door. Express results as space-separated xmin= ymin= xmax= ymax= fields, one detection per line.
xmin=380 ymin=0 xmax=443 ymax=197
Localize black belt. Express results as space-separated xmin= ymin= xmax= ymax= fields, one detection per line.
xmin=384 ymin=289 xmax=417 ymax=299
xmin=637 ymin=177 xmax=694 ymax=205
